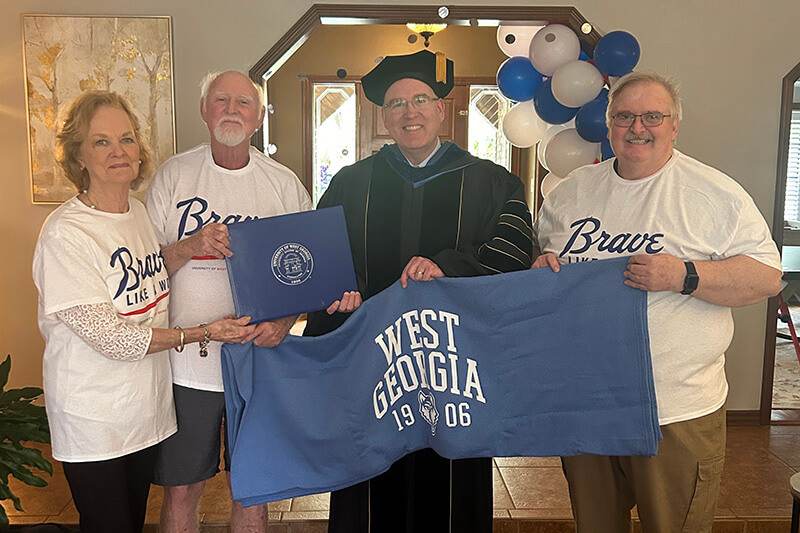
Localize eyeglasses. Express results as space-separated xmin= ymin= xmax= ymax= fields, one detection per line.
xmin=611 ymin=111 xmax=671 ymax=128
xmin=383 ymin=94 xmax=439 ymax=114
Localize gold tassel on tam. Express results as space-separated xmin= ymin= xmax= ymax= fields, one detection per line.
xmin=435 ymin=52 xmax=446 ymax=83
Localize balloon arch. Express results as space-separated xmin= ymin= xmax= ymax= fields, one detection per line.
xmin=496 ymin=24 xmax=640 ymax=196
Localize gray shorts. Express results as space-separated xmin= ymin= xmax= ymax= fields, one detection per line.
xmin=152 ymin=384 xmax=230 ymax=486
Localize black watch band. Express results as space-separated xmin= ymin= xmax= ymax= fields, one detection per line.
xmin=681 ymin=261 xmax=699 ymax=295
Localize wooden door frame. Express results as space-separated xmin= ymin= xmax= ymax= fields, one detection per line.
xmin=760 ymin=61 xmax=800 ymax=424
xmin=250 ymin=4 xmax=601 ymax=152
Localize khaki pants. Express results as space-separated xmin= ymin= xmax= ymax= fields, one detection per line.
xmin=562 ymin=405 xmax=726 ymax=533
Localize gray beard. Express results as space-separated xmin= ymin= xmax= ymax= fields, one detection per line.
xmin=214 ymin=125 xmax=247 ymax=147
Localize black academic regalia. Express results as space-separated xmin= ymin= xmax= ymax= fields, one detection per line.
xmin=305 ymin=142 xmax=533 ymax=533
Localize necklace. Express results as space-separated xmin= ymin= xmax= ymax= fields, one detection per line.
xmin=81 ymin=190 xmax=96 ymax=209
xmin=80 ymin=189 xmax=129 ymax=213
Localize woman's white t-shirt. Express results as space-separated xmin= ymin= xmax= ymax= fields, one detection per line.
xmin=33 ymin=197 xmax=176 ymax=462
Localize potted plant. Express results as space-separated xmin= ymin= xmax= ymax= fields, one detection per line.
xmin=0 ymin=354 xmax=52 ymax=529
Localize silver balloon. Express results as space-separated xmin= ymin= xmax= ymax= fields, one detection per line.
xmin=528 ymin=24 xmax=580 ymax=76
xmin=540 ymin=172 xmax=564 ymax=197
xmin=497 ymin=23 xmax=544 ymax=58
xmin=537 ymin=120 xmax=574 ymax=170
xmin=551 ymin=60 xmax=604 ymax=108
xmin=543 ymin=128 xmax=599 ymax=178
xmin=502 ymin=101 xmax=547 ymax=148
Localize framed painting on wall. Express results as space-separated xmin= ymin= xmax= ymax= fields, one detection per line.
xmin=22 ymin=15 xmax=176 ymax=204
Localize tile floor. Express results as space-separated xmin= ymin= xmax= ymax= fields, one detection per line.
xmin=5 ymin=423 xmax=800 ymax=531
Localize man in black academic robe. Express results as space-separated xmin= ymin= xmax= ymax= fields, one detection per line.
xmin=305 ymin=49 xmax=533 ymax=533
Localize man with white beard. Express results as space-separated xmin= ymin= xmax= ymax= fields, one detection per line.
xmin=146 ymin=71 xmax=355 ymax=532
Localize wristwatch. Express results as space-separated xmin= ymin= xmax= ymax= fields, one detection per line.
xmin=681 ymin=261 xmax=699 ymax=295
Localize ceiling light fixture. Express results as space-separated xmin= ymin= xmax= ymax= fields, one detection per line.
xmin=406 ymin=23 xmax=448 ymax=47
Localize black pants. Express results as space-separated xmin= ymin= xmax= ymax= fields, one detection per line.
xmin=328 ymin=449 xmax=492 ymax=533
xmin=61 ymin=445 xmax=157 ymax=533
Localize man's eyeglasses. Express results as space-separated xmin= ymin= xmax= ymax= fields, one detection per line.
xmin=383 ymin=94 xmax=439 ymax=114
xmin=611 ymin=112 xmax=671 ymax=128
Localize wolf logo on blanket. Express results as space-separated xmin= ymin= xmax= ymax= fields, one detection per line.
xmin=418 ymin=389 xmax=439 ymax=435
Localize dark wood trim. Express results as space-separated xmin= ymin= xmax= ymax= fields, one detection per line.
xmin=250 ymin=6 xmax=324 ymax=151
xmin=771 ymin=63 xmax=800 ymax=258
xmin=250 ymin=4 xmax=602 ymax=151
xmin=760 ymin=296 xmax=779 ymax=424
xmin=300 ymin=77 xmax=313 ymax=195
xmin=458 ymin=76 xmax=509 ymax=87
xmin=727 ymin=409 xmax=761 ymax=426
xmin=510 ymin=146 xmax=523 ymax=187
xmin=250 ymin=6 xmax=321 ymax=81
xmin=761 ymin=62 xmax=800 ymax=424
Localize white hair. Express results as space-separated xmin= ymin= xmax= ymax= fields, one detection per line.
xmin=199 ymin=71 xmax=265 ymax=111
xmin=607 ymin=72 xmax=683 ymax=127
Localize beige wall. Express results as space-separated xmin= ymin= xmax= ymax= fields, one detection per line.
xmin=2 ymin=0 xmax=797 ymax=415
xmin=268 ymin=24 xmax=506 ymax=187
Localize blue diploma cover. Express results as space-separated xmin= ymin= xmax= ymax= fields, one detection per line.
xmin=225 ymin=206 xmax=357 ymax=323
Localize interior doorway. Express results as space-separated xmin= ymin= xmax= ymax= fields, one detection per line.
xmin=761 ymin=64 xmax=800 ymax=424
xmin=249 ymin=6 xmax=598 ymax=169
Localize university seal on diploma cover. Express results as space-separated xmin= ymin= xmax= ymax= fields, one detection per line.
xmin=271 ymin=243 xmax=314 ymax=286
xmin=225 ymin=206 xmax=357 ymax=323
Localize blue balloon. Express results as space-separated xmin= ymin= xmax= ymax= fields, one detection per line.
xmin=579 ymin=50 xmax=590 ymax=61
xmin=595 ymin=87 xmax=609 ymax=102
xmin=600 ymin=137 xmax=615 ymax=160
xmin=496 ymin=57 xmax=544 ymax=102
xmin=533 ymin=79 xmax=579 ymax=125
xmin=575 ymin=98 xmax=609 ymax=143
xmin=593 ymin=31 xmax=640 ymax=77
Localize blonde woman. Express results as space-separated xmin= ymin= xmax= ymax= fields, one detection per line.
xmin=32 ymin=91 xmax=255 ymax=533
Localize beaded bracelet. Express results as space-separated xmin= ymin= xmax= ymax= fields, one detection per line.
xmin=198 ymin=323 xmax=211 ymax=357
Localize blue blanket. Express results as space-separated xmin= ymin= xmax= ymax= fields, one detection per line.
xmin=221 ymin=257 xmax=660 ymax=506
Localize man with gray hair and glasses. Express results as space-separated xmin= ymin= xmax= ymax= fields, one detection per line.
xmin=532 ymin=72 xmax=781 ymax=532
xmin=146 ymin=70 xmax=357 ymax=532
xmin=304 ymin=49 xmax=533 ymax=533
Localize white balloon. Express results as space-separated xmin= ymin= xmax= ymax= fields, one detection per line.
xmin=537 ymin=120 xmax=574 ymax=170
xmin=551 ymin=60 xmax=604 ymax=108
xmin=543 ymin=128 xmax=599 ymax=178
xmin=528 ymin=24 xmax=580 ymax=76
xmin=502 ymin=101 xmax=547 ymax=148
xmin=540 ymin=172 xmax=563 ymax=197
xmin=497 ymin=23 xmax=544 ymax=58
